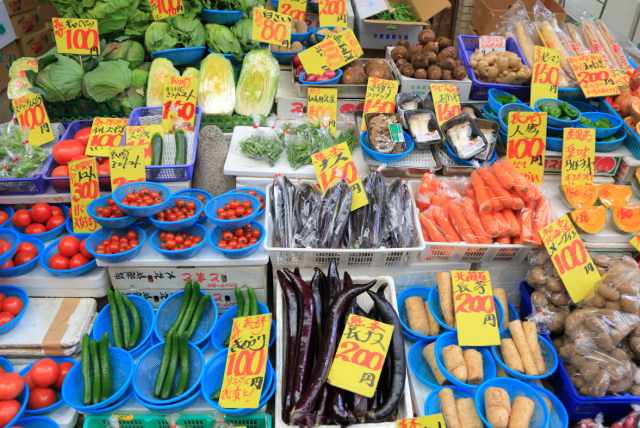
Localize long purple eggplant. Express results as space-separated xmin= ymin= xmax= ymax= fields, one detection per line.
xmin=277 ymin=270 xmax=300 ymax=424
xmin=328 ymin=259 xmax=341 ymax=304
xmin=329 ymin=385 xmax=356 ymax=426
xmin=309 ymin=270 xmax=324 ymax=343
xmin=314 ymin=384 xmax=330 ymax=426
xmin=290 ymin=279 xmax=377 ymax=425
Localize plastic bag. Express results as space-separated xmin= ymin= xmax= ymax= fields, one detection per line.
xmin=581 ymin=257 xmax=640 ymax=314
xmin=563 ymin=308 xmax=640 ymax=355
xmin=271 ymin=174 xmax=297 ymax=248
xmin=416 ymin=172 xmax=439 ymax=212
xmin=282 ymin=119 xmax=337 ymax=169
xmin=448 ymin=197 xmax=492 ymax=244
xmin=165 ymin=414 xmax=184 ymax=428
xmin=612 ymin=405 xmax=640 ymax=428
xmin=564 ymin=23 xmax=590 ymax=56
xmin=317 ymin=178 xmax=352 ymax=249
xmin=396 ymin=93 xmax=422 ymax=128
xmin=499 ymin=0 xmax=542 ymax=66
xmin=294 ymin=181 xmax=321 ymax=232
xmin=368 ymin=169 xmax=386 ymax=248
xmin=575 ymin=414 xmax=605 ymax=428
xmin=534 ymin=0 xmax=578 ymax=83
xmin=525 ymin=258 xmax=572 ymax=334
xmin=238 ymin=115 xmax=284 ymax=167
xmin=578 ymin=13 xmax=630 ymax=70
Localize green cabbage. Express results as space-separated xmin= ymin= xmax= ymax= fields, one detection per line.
xmin=84 ymin=59 xmax=131 ymax=102
xmin=205 ymin=23 xmax=242 ymax=60
xmin=103 ymin=40 xmax=145 ymax=69
xmin=231 ymin=17 xmax=260 ymax=53
xmin=145 ymin=22 xmax=180 ymax=53
xmin=147 ymin=58 xmax=179 ymax=107
xmin=53 ymin=0 xmax=151 ymax=35
xmin=131 ymin=68 xmax=149 ymax=88
xmin=198 ymin=53 xmax=235 ymax=115
xmin=30 ymin=55 xmax=84 ymax=102
xmin=9 ymin=58 xmax=37 ymax=79
xmin=118 ymin=86 xmax=145 ymax=114
xmin=168 ymin=14 xmax=205 ymax=48
xmin=31 ymin=65 xmax=65 ymax=102
xmin=7 ymin=77 xmax=32 ymax=100
xmin=235 ymin=49 xmax=279 ymax=116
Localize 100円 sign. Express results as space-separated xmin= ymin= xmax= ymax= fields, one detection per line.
xmin=53 ymin=18 xmax=99 ymax=55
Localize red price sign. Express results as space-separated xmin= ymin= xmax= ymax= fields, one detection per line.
xmin=430 ymin=83 xmax=461 ymax=132
xmin=149 ymin=0 xmax=184 ymax=21
xmin=561 ymin=127 xmax=595 ymax=186
xmin=319 ymin=0 xmax=347 ymax=27
xmin=451 ymin=270 xmax=500 ymax=346
xmin=52 ymin=18 xmax=99 ymax=55
xmin=12 ymin=93 xmax=54 ymax=146
xmin=162 ymin=76 xmax=197 ymax=133
xmin=277 ymin=0 xmax=306 ymax=20
xmin=252 ymin=7 xmax=292 ymax=48
xmin=298 ymin=29 xmax=363 ymax=75
xmin=68 ymin=157 xmax=102 ymax=233
xmin=568 ymin=53 xmax=621 ymax=98
xmin=506 ymin=111 xmax=547 ymax=185
xmin=361 ymin=77 xmax=398 ymax=131
xmin=85 ymin=118 xmax=127 ymax=157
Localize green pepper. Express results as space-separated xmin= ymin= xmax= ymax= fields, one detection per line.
xmin=559 ymin=102 xmax=578 ymax=119
xmin=539 ymin=104 xmax=550 ymax=113
xmin=598 ymin=136 xmax=617 ymax=142
xmin=600 ymin=118 xmax=613 ymax=127
xmin=502 ymin=115 xmax=508 ymax=124
xmin=496 ymin=94 xmax=517 ymax=105
xmin=12 ymin=162 xmax=37 ymax=178
xmin=550 ymin=107 xmax=562 ymax=118
xmin=579 ymin=117 xmax=593 ymax=127
xmin=486 ymin=106 xmax=497 ymax=116
xmin=594 ymin=120 xmax=610 ymax=129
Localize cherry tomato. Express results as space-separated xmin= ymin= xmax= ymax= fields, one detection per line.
xmin=235 ymin=207 xmax=245 ymax=216
xmin=30 ymin=203 xmax=52 ymax=224
xmin=242 ymin=200 xmax=251 ymax=209
xmin=53 ymin=362 xmax=73 ymax=390
xmin=48 ymin=254 xmax=70 ymax=270
xmin=193 ymin=236 xmax=202 ymax=244
xmin=222 ymin=231 xmax=233 ymax=242
xmin=238 ymin=236 xmax=248 ymax=245
xmin=249 ymin=238 xmax=258 ymax=245
xmin=150 ymin=191 xmax=159 ymax=199
xmin=58 ymin=236 xmax=80 ymax=258
xmin=246 ymin=209 xmax=254 ymax=215
xmin=186 ymin=201 xmax=195 ymax=210
xmin=11 ymin=210 xmax=32 ymax=229
xmin=243 ymin=224 xmax=252 ymax=232
xmin=0 ymin=312 xmax=14 ymax=326
xmin=127 ymin=231 xmax=137 ymax=240
xmin=27 ymin=387 xmax=57 ymax=410
xmin=126 ymin=193 xmax=137 ymax=202
xmin=175 ymin=236 xmax=184 ymax=245
xmin=251 ymin=229 xmax=261 ymax=239
xmin=217 ymin=207 xmax=225 ymax=215
xmin=166 ymin=240 xmax=176 ymax=250
xmin=69 ymin=254 xmax=89 ymax=269
xmin=79 ymin=239 xmax=93 ymax=260
xmin=13 ymin=251 xmax=36 ymax=267
xmin=111 ymin=234 xmax=120 ymax=241
xmin=248 ymin=190 xmax=256 ymax=196
xmin=229 ymin=201 xmax=240 ymax=209
xmin=109 ymin=243 xmax=120 ymax=253
xmin=227 ymin=241 xmax=238 ymax=249
xmin=234 ymin=228 xmax=244 ymax=237
xmin=25 ymin=224 xmax=46 ymax=235
xmin=197 ymin=195 xmax=205 ymax=202
xmin=45 ymin=216 xmax=65 ymax=231
xmin=0 ymin=260 xmax=12 ymax=269
xmin=165 ymin=233 xmax=175 ymax=240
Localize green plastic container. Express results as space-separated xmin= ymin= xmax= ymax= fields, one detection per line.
xmin=200 ymin=115 xmax=266 ymax=132
xmin=83 ymin=414 xmax=271 ymax=428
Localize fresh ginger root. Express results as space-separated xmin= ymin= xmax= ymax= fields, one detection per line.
xmin=470 ymin=49 xmax=532 ymax=85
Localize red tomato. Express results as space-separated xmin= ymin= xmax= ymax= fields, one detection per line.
xmin=79 ymin=239 xmax=93 ymax=260
xmin=69 ymin=254 xmax=89 ymax=269
xmin=13 ymin=251 xmax=36 ymax=267
xmin=242 ymin=200 xmax=251 ymax=209
xmin=238 ymin=236 xmax=248 ymax=245
xmin=74 ymin=128 xmax=91 ymax=147
xmin=50 ymin=206 xmax=63 ymax=217
xmin=25 ymin=224 xmax=46 ymax=235
xmin=30 ymin=360 xmax=59 ymax=388
xmin=3 ymin=241 xmax=10 ymax=254
xmin=235 ymin=207 xmax=245 ymax=216
xmin=48 ymin=254 xmax=69 ymax=271
xmin=11 ymin=210 xmax=32 ymax=229
xmin=45 ymin=215 xmax=65 ymax=231
xmin=0 ymin=400 xmax=21 ymax=426
xmin=0 ymin=212 xmax=8 ymax=225
xmin=251 ymin=229 xmax=261 ymax=239
xmin=243 ymin=224 xmax=252 ymax=232
xmin=16 ymin=242 xmax=38 ymax=256
xmin=98 ymin=164 xmax=110 ymax=175
xmin=51 ymin=165 xmax=69 ymax=178
xmin=222 ymin=231 xmax=233 ymax=242
xmin=2 ymin=297 xmax=23 ymax=317
xmin=24 ymin=372 xmax=35 ymax=391
xmin=0 ymin=312 xmax=14 ymax=326
xmin=70 ymin=155 xmax=89 ymax=162
xmin=0 ymin=373 xmax=24 ymax=400
xmin=27 ymin=387 xmax=57 ymax=410
xmin=53 ymin=362 xmax=73 ymax=390
xmin=58 ymin=236 xmax=80 ymax=258
xmin=0 ymin=260 xmax=12 ymax=269
xmin=53 ymin=140 xmax=85 ymax=166
xmin=101 ymin=157 xmax=109 ymax=165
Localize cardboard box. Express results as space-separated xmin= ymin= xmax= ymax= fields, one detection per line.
xmin=0 ymin=1 xmax=16 ymax=49
xmin=16 ymin=24 xmax=52 ymax=57
xmin=614 ymin=156 xmax=640 ymax=184
xmin=10 ymin=3 xmax=56 ymax=39
xmin=0 ymin=40 xmax=20 ymax=92
xmin=471 ymin=0 xmax=566 ymax=37
xmin=4 ymin=0 xmax=45 ymax=16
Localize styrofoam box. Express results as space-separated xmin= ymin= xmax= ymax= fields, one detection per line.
xmin=276 ymin=96 xmax=364 ymax=120
xmin=353 ymin=4 xmax=421 ymax=50
xmin=0 ymin=265 xmax=110 ymax=297
xmin=275 ymin=275 xmax=412 ymax=428
xmin=615 ymin=156 xmax=640 ymax=184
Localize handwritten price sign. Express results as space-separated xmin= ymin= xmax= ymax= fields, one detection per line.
xmin=531 ymin=46 xmax=560 ymax=106
xmin=319 ymin=0 xmax=347 ymax=28
xmin=125 ymin=125 xmax=163 ymax=165
xmin=252 ymin=7 xmax=292 ymax=48
xmin=308 ymin=87 xmax=337 ymax=137
xmin=431 ymin=83 xmax=461 ymax=131
xmin=361 ymin=77 xmax=398 ymax=131
xmin=540 ymin=215 xmax=601 ymax=303
xmin=218 ymin=314 xmax=272 ymax=409
xmin=506 ymin=111 xmax=546 ymax=185
xmin=562 ymin=128 xmax=595 ymax=186
xmin=298 ymin=28 xmax=362 ymax=75
xmin=68 ymin=157 xmax=102 ymax=234
xmin=326 ymin=314 xmax=393 ymax=397
xmin=568 ymin=53 xmax=621 ymax=98
xmin=110 ymin=146 xmax=146 ymax=190
xmin=612 ymin=69 xmax=631 ymax=87
xmin=52 ymin=18 xmax=99 ymax=55
xmin=149 ymin=0 xmax=184 ymax=21
xmin=162 ymin=76 xmax=197 ymax=133
xmin=479 ymin=36 xmax=505 ymax=55
xmin=12 ymin=93 xmax=54 ymax=147
xmin=278 ymin=0 xmax=306 ymax=20
xmin=630 ymin=231 xmax=640 ymax=252
xmin=397 ymin=414 xmax=446 ymax=428
xmin=85 ymin=118 xmax=127 ymax=157
xmin=451 ymin=270 xmax=500 ymax=346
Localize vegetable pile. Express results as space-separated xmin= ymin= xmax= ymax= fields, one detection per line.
xmin=12 ymin=204 xmax=67 ymax=235
xmin=145 ymin=14 xmax=205 ymax=54
xmin=0 ymin=371 xmax=25 ymax=426
xmin=81 ymin=333 xmax=113 ymax=405
xmin=468 ymin=49 xmax=532 ymax=85
xmin=0 ymin=124 xmax=51 ymax=180
xmin=154 ymin=198 xmax=200 ymax=222
xmin=24 ymin=358 xmax=73 ymax=410
xmin=0 ymin=294 xmax=24 ymax=327
xmin=106 ymin=289 xmax=142 ymax=350
xmin=158 ymin=231 xmax=204 ymax=251
xmin=0 ymin=242 xmax=39 ymax=271
xmin=48 ymin=235 xmax=94 ymax=271
xmin=215 ymin=224 xmax=262 ymax=250
xmin=95 ymin=231 xmax=141 ymax=255
xmin=538 ymin=102 xmax=579 ymax=121
xmin=120 ymin=188 xmax=166 ymax=207
xmin=222 ymin=286 xmax=258 ymax=346
xmin=214 ymin=197 xmax=257 ymax=220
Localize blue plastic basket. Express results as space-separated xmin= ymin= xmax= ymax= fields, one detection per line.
xmin=428 ymin=287 xmax=504 ymax=333
xmin=499 ymin=302 xmax=519 ymax=333
xmin=488 ymin=88 xmax=524 ymax=115
xmin=445 ymin=139 xmax=497 ymax=166
xmin=12 ymin=205 xmax=68 ymax=243
xmin=491 ymin=330 xmax=558 ymax=380
xmin=87 ymin=195 xmax=136 ymax=229
xmin=576 ymin=112 xmax=623 ymax=139
xmin=224 ymin=188 xmax=266 ymax=218
xmin=0 ymin=236 xmax=43 ymax=277
xmin=208 ymin=50 xmax=246 ymax=67
xmin=150 ymin=47 xmax=207 ymax=66
xmin=273 ymin=47 xmax=307 ymax=65
xmin=133 ymin=341 xmax=204 ymax=405
xmin=434 ymin=332 xmax=497 ymax=388
xmin=150 ymin=223 xmax=207 ymax=260
xmin=154 ymin=290 xmax=218 ymax=346
xmin=530 ymin=384 xmax=569 ymax=428
xmin=209 ymin=222 xmax=265 ymax=259
xmin=205 ymin=193 xmax=261 ymax=229
xmin=598 ymin=99 xmax=640 ymax=160
xmin=15 ymin=416 xmax=59 ymax=428
xmin=312 ymin=26 xmax=334 ymax=43
xmin=498 ymin=103 xmax=536 ymax=133
xmin=210 ymin=301 xmax=275 ymax=351
xmin=41 ymin=233 xmax=97 ymax=278
xmin=85 ymin=226 xmax=146 ymax=264
xmin=92 ymin=295 xmax=155 ymax=358
xmin=482 ymin=105 xmax=499 ymax=123
xmin=402 ymin=329 xmax=423 ymax=342
xmin=408 ymin=340 xmax=442 ymax=389
xmin=547 ymin=125 xmax=567 ymax=137
xmin=112 ymin=182 xmax=172 ymax=217
xmin=397 ymin=287 xmax=439 ymax=341
xmin=360 ymin=131 xmax=414 ymax=163
xmin=134 ymin=387 xmax=200 ymax=414
xmin=201 ymin=9 xmax=243 ymax=24
xmin=0 ymin=356 xmax=13 ymax=373
xmin=0 ymin=286 xmax=29 ymax=334
xmin=299 ymin=69 xmax=344 ymax=84
xmin=596 ymin=127 xmax=626 ymax=152
xmin=291 ymin=30 xmax=311 ymax=43
xmin=424 ymin=386 xmax=475 ymax=416
xmin=80 ymin=386 xmax=134 ymax=415
xmin=475 ymin=378 xmax=549 ymax=428
xmin=62 ymin=347 xmax=133 ymax=411
xmin=534 ymin=99 xmax=581 ymax=128
xmin=547 ymin=135 xmax=563 ymax=152
xmin=0 ymin=205 xmax=14 ymax=228
xmin=3 ymin=387 xmax=28 ymax=428
xmin=19 ymin=357 xmax=75 ymax=415
xmin=558 ymin=87 xmax=587 ymax=102
xmin=133 ymin=217 xmax=151 ymax=228
xmin=149 ymin=196 xmax=204 ymax=232
xmin=568 ymin=101 xmax=597 ymax=113
xmin=308 ymin=1 xmax=318 ymax=12
xmin=174 ymin=189 xmax=213 ymax=224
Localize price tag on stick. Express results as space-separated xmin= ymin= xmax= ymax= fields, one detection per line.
xmin=68 ymin=157 xmax=102 ymax=233
xmin=630 ymin=232 xmax=640 ymax=252
xmin=298 ymin=29 xmax=362 ymax=75
xmin=110 ymin=146 xmax=146 ymax=190
xmin=12 ymin=93 xmax=55 ymax=147
xmin=479 ymin=36 xmax=505 ymax=54
xmin=53 ymin=18 xmax=99 ymax=55
xmin=85 ymin=118 xmax=127 ymax=157
xmin=326 ymin=314 xmax=393 ymax=397
xmin=361 ymin=77 xmax=398 ymax=131
xmin=278 ymin=0 xmax=306 ymax=20
xmin=506 ymin=111 xmax=546 ymax=185
xmin=149 ymin=0 xmax=184 ymax=21
xmin=431 ymin=83 xmax=461 ymax=131
xmin=252 ymin=7 xmax=292 ymax=48
xmin=561 ymin=128 xmax=595 ymax=186
xmin=319 ymin=0 xmax=347 ymax=27
xmin=568 ymin=53 xmax=621 ymax=98
xmin=397 ymin=414 xmax=446 ymax=428
xmin=451 ymin=270 xmax=501 ymax=347
xmin=125 ymin=125 xmax=163 ymax=165
xmin=218 ymin=314 xmax=272 ymax=409
xmin=539 ymin=215 xmax=601 ymax=303
xmin=162 ymin=76 xmax=197 ymax=134
xmin=530 ymin=46 xmax=560 ymax=106
xmin=308 ymin=87 xmax=337 ymax=137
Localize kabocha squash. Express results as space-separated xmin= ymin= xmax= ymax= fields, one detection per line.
xmin=559 ymin=185 xmax=599 ymax=209
xmin=598 ymin=184 xmax=632 ymax=207
xmin=636 ymin=167 xmax=640 ymax=187
xmin=569 ymin=206 xmax=607 ymax=234
xmin=611 ymin=205 xmax=640 ymax=234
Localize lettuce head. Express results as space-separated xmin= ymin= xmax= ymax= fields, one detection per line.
xmin=84 ymin=59 xmax=132 ymax=102
xmin=145 ymin=22 xmax=180 ymax=53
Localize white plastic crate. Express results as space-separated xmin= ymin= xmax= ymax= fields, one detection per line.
xmin=275 ymin=274 xmax=413 ymax=428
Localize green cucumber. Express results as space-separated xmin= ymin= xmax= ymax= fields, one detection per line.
xmin=90 ymin=340 xmax=102 ymax=405
xmin=113 ymin=290 xmax=131 ymax=349
xmin=185 ymin=294 xmax=211 ymax=340
xmin=174 ymin=130 xmax=187 ymax=165
xmin=122 ymin=295 xmax=141 ymax=349
xmin=234 ymin=287 xmax=244 ymax=317
xmin=82 ymin=334 xmax=92 ymax=406
xmin=177 ymin=281 xmax=200 ymax=334
xmin=160 ymin=331 xmax=180 ymax=399
xmin=242 ymin=287 xmax=252 ymax=317
xmin=247 ymin=287 xmax=258 ymax=316
xmin=99 ymin=333 xmax=112 ymax=401
xmin=151 ymin=133 xmax=163 ymax=166
xmin=107 ymin=290 xmax=123 ymax=349
xmin=174 ymin=332 xmax=190 ymax=397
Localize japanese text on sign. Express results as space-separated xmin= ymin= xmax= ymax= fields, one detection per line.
xmin=539 ymin=215 xmax=601 ymax=303
xmin=567 ymin=53 xmax=621 ymax=98
xmin=278 ymin=0 xmax=306 ymax=20
xmin=612 ymin=69 xmax=631 ymax=87
xmin=562 ymin=128 xmax=595 ymax=186
xmin=125 ymin=125 xmax=163 ymax=165
xmin=479 ymin=36 xmax=505 ymax=55
xmin=451 ymin=270 xmax=501 ymax=346
xmin=52 ymin=18 xmax=99 ymax=55
xmin=298 ymin=28 xmax=363 ymax=75
xmin=506 ymin=111 xmax=547 ymax=185
xmin=110 ymin=146 xmax=146 ymax=190
xmin=12 ymin=93 xmax=54 ymax=147
xmin=85 ymin=118 xmax=127 ymax=157
xmin=148 ymin=0 xmax=184 ymax=21
xmin=431 ymin=83 xmax=461 ymax=131
xmin=252 ymin=7 xmax=292 ymax=48
xmin=311 ymin=142 xmax=368 ymax=210
xmin=308 ymin=87 xmax=337 ymax=137
xmin=397 ymin=414 xmax=446 ymax=428
xmin=319 ymin=0 xmax=347 ymax=28
xmin=531 ymin=46 xmax=560 ymax=106
xmin=163 ymin=76 xmax=197 ymax=134
xmin=361 ymin=77 xmax=398 ymax=131
xmin=326 ymin=314 xmax=393 ymax=397
xmin=218 ymin=314 xmax=272 ymax=409
xmin=68 ymin=157 xmax=102 ymax=233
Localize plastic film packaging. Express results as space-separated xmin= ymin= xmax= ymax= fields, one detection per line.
xmin=238 ymin=114 xmax=284 ymax=167
xmin=441 ymin=113 xmax=487 ymax=160
xmin=575 ymin=414 xmax=605 ymax=428
xmin=396 ymin=93 xmax=422 ymax=128
xmin=581 ymin=256 xmax=640 ymax=313
xmin=525 ymin=260 xmax=572 ymax=335
xmin=577 ymin=13 xmax=626 ymax=69
xmin=382 ymin=178 xmax=416 ymax=248
xmin=164 ymin=414 xmax=185 ymax=428
xmin=282 ymin=119 xmax=337 ymax=169
xmin=498 ymin=0 xmax=542 ymax=66
xmin=404 ymin=109 xmax=441 ymax=147
xmin=271 ymin=174 xmax=297 ymax=248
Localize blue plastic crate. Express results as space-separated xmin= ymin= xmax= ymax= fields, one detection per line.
xmin=149 ymin=223 xmax=207 ymax=260
xmin=154 ymin=289 xmax=218 ymax=346
xmin=19 ymin=357 xmax=75 ymax=415
xmin=598 ymin=99 xmax=640 ymax=159
xmin=13 ymin=205 xmax=69 ymax=243
xmin=558 ymin=87 xmax=587 ymax=102
xmin=41 ymin=233 xmax=97 ymax=278
xmin=0 ymin=236 xmax=42 ymax=277
xmin=0 ymin=285 xmax=29 ymax=335
xmin=424 ymin=386 xmax=474 ymax=416
xmin=149 ymin=196 xmax=204 ymax=232
xmin=434 ymin=332 xmax=496 ymax=389
xmin=475 ymin=378 xmax=549 ymax=428
xmin=491 ymin=330 xmax=558 ymax=380
xmin=150 ymin=47 xmax=207 ymax=66
xmin=210 ymin=301 xmax=275 ymax=352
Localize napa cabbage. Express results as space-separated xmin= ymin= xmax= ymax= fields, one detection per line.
xmin=197 ymin=53 xmax=235 ymax=115
xmin=146 ymin=58 xmax=179 ymax=107
xmin=235 ymin=49 xmax=279 ymax=116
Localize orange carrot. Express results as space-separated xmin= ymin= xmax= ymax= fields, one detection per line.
xmin=491 ymin=161 xmax=514 ymax=189
xmin=502 ymin=160 xmax=531 ymax=195
xmin=422 ymin=229 xmax=428 ymax=241
xmin=431 ymin=206 xmax=462 ymax=243
xmin=487 ymin=187 xmax=504 ymax=211
xmin=421 ymin=172 xmax=439 ymax=192
xmin=501 ymin=208 xmax=520 ymax=236
xmin=449 ymin=201 xmax=478 ymax=244
xmin=493 ymin=209 xmax=511 ymax=236
xmin=465 ymin=183 xmax=476 ymax=199
xmin=431 ymin=194 xmax=442 ymax=207
xmin=461 ymin=198 xmax=492 ymax=244
xmin=479 ymin=210 xmax=499 ymax=237
xmin=416 ymin=186 xmax=431 ymax=211
xmin=495 ymin=235 xmax=511 ymax=244
xmin=532 ymin=198 xmax=552 ymax=245
xmin=520 ymin=202 xmax=535 ymax=244
xmin=420 ymin=212 xmax=447 ymax=243
xmin=530 ymin=183 xmax=544 ymax=202
xmin=440 ymin=191 xmax=453 ymax=217
xmin=512 ymin=235 xmax=522 ymax=244
xmin=508 ymin=188 xmax=524 ymax=210
xmin=478 ymin=166 xmax=513 ymax=207
xmin=471 ymin=172 xmax=492 ymax=212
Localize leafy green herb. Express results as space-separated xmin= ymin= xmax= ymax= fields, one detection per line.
xmin=369 ymin=2 xmax=418 ymax=30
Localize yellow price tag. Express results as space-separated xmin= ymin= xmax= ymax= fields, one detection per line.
xmin=219 ymin=313 xmax=272 ymax=409
xmin=567 ymin=53 xmax=621 ymax=98
xmin=397 ymin=414 xmax=446 ymax=428
xmin=326 ymin=314 xmax=393 ymax=397
xmin=430 ymin=83 xmax=461 ymax=130
xmin=148 ymin=0 xmax=185 ymax=21
xmin=361 ymin=77 xmax=398 ymax=131
xmin=561 ymin=128 xmax=595 ymax=186
xmin=451 ymin=271 xmax=501 ymax=347
xmin=530 ymin=46 xmax=560 ymax=106
xmin=85 ymin=118 xmax=127 ymax=157
xmin=308 ymin=87 xmax=337 ymax=137
xmin=125 ymin=125 xmax=163 ymax=166
xmin=252 ymin=7 xmax=292 ymax=48
xmin=162 ymin=76 xmax=197 ymax=134
xmin=12 ymin=93 xmax=54 ymax=147
xmin=318 ymin=0 xmax=347 ymax=28
xmin=506 ymin=111 xmax=546 ymax=185
xmin=110 ymin=146 xmax=146 ymax=190
xmin=113 ymin=416 xmax=134 ymax=422
xmin=68 ymin=157 xmax=102 ymax=234
xmin=539 ymin=215 xmax=601 ymax=303
xmin=612 ymin=69 xmax=631 ymax=87
xmin=630 ymin=232 xmax=640 ymax=252
xmin=298 ymin=28 xmax=363 ymax=75
xmin=311 ymin=142 xmax=368 ymax=211
xmin=277 ymin=0 xmax=306 ymax=21
xmin=52 ymin=18 xmax=100 ymax=55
